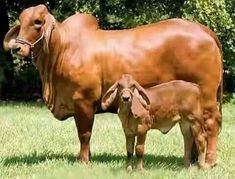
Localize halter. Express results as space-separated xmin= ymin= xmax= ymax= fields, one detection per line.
xmin=14 ymin=32 xmax=45 ymax=60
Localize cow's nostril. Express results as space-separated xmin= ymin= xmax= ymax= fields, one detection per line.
xmin=12 ymin=46 xmax=21 ymax=53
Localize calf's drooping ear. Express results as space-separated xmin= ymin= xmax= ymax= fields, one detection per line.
xmin=3 ymin=25 xmax=20 ymax=51
xmin=101 ymin=81 xmax=118 ymax=110
xmin=134 ymin=81 xmax=150 ymax=110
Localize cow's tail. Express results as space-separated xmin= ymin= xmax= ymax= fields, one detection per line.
xmin=199 ymin=23 xmax=223 ymax=127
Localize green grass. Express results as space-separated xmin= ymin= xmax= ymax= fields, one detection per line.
xmin=0 ymin=101 xmax=235 ymax=179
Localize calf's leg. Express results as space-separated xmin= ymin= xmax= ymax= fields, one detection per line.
xmin=190 ymin=141 xmax=199 ymax=164
xmin=179 ymin=121 xmax=194 ymax=167
xmin=136 ymin=125 xmax=147 ymax=171
xmin=74 ymin=100 xmax=95 ymax=163
xmin=125 ymin=134 xmax=135 ymax=171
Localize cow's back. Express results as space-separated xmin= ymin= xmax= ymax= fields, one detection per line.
xmin=97 ymin=19 xmax=222 ymax=97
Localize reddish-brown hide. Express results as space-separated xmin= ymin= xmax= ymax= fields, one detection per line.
xmin=4 ymin=4 xmax=222 ymax=167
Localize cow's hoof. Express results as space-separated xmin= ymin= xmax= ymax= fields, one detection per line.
xmin=77 ymin=156 xmax=90 ymax=164
xmin=199 ymin=163 xmax=211 ymax=170
xmin=78 ymin=159 xmax=90 ymax=164
xmin=205 ymin=153 xmax=217 ymax=168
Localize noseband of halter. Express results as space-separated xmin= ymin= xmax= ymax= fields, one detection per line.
xmin=14 ymin=32 xmax=45 ymax=60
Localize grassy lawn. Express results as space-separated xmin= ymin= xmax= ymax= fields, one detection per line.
xmin=0 ymin=102 xmax=235 ymax=179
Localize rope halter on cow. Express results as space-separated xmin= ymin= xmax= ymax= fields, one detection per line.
xmin=14 ymin=32 xmax=45 ymax=60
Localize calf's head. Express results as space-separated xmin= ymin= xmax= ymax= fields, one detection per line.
xmin=4 ymin=4 xmax=55 ymax=60
xmin=101 ymin=74 xmax=150 ymax=110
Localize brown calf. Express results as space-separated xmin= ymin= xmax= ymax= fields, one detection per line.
xmin=101 ymin=74 xmax=207 ymax=170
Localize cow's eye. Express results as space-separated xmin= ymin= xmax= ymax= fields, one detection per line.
xmin=34 ymin=19 xmax=42 ymax=31
xmin=34 ymin=19 xmax=42 ymax=25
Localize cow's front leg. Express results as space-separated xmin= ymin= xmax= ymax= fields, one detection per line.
xmin=125 ymin=134 xmax=135 ymax=171
xmin=74 ymin=100 xmax=95 ymax=163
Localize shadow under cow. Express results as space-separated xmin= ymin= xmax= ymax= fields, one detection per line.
xmin=3 ymin=151 xmax=183 ymax=170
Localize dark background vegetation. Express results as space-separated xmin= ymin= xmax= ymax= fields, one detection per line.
xmin=0 ymin=0 xmax=234 ymax=101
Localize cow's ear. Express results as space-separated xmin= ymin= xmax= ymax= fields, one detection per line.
xmin=43 ymin=14 xmax=55 ymax=54
xmin=101 ymin=82 xmax=118 ymax=110
xmin=3 ymin=25 xmax=20 ymax=51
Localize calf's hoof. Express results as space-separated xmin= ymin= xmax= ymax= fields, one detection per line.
xmin=137 ymin=167 xmax=144 ymax=173
xmin=137 ymin=164 xmax=144 ymax=172
xmin=126 ymin=165 xmax=132 ymax=172
xmin=183 ymin=160 xmax=191 ymax=168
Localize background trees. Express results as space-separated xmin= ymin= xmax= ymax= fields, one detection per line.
xmin=1 ymin=0 xmax=234 ymax=100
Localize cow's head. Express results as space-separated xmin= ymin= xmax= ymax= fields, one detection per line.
xmin=3 ymin=4 xmax=55 ymax=60
xmin=101 ymin=74 xmax=150 ymax=110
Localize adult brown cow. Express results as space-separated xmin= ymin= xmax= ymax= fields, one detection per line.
xmin=3 ymin=5 xmax=222 ymax=168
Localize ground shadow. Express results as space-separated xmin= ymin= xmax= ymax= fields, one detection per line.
xmin=3 ymin=151 xmax=184 ymax=170
xmin=3 ymin=151 xmax=76 ymax=166
xmin=92 ymin=153 xmax=183 ymax=170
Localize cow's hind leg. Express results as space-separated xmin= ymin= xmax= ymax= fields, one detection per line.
xmin=201 ymin=84 xmax=221 ymax=167
xmin=179 ymin=121 xmax=194 ymax=167
xmin=204 ymin=108 xmax=220 ymax=167
xmin=74 ymin=100 xmax=95 ymax=163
